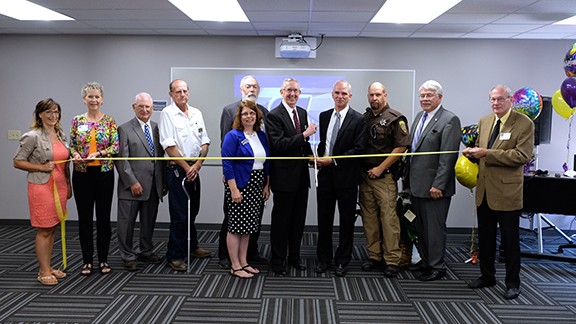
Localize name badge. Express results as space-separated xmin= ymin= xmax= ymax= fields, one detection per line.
xmin=500 ymin=133 xmax=511 ymax=140
xmin=241 ymin=138 xmax=249 ymax=145
xmin=78 ymin=125 xmax=89 ymax=132
xmin=198 ymin=127 xmax=203 ymax=133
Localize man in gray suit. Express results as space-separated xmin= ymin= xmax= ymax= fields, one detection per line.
xmin=218 ymin=75 xmax=270 ymax=269
xmin=407 ymin=80 xmax=461 ymax=281
xmin=116 ymin=92 xmax=165 ymax=271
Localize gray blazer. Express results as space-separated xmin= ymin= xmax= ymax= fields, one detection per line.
xmin=220 ymin=100 xmax=269 ymax=144
xmin=408 ymin=105 xmax=461 ymax=198
xmin=14 ymin=128 xmax=68 ymax=184
xmin=116 ymin=117 xmax=164 ymax=201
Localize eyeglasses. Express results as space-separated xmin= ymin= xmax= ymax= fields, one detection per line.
xmin=241 ymin=111 xmax=257 ymax=117
xmin=282 ymin=88 xmax=300 ymax=93
xmin=44 ymin=110 xmax=60 ymax=115
xmin=490 ymin=96 xmax=510 ymax=103
xmin=419 ymin=93 xmax=436 ymax=99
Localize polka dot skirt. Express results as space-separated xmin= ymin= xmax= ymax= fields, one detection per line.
xmin=225 ymin=169 xmax=265 ymax=234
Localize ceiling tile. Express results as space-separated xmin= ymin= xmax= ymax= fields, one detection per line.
xmin=360 ymin=31 xmax=413 ymax=38
xmin=155 ymin=29 xmax=209 ymax=35
xmin=308 ymin=30 xmax=360 ymax=37
xmin=409 ymin=32 xmax=466 ymax=38
xmin=474 ymin=24 xmax=543 ymax=33
xmin=82 ymin=20 xmax=149 ymax=29
xmin=433 ymin=14 xmax=505 ymax=24
xmin=513 ymin=32 xmax=574 ymax=39
xmin=448 ymin=0 xmax=534 ymax=14
xmin=493 ymin=13 xmax=570 ymax=24
xmin=238 ymin=0 xmax=310 ymax=11
xmin=138 ymin=20 xmax=201 ymax=30
xmin=101 ymin=28 xmax=157 ymax=35
xmin=364 ymin=23 xmax=424 ymax=32
xmin=312 ymin=0 xmax=383 ymax=12
xmin=418 ymin=23 xmax=483 ymax=33
xmin=246 ymin=11 xmax=309 ymax=22
xmin=311 ymin=12 xmax=374 ymax=23
xmin=462 ymin=32 xmax=520 ymax=38
xmin=308 ymin=22 xmax=366 ymax=31
xmin=530 ymin=25 xmax=576 ymax=33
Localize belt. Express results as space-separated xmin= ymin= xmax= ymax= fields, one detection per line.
xmin=168 ymin=160 xmax=196 ymax=166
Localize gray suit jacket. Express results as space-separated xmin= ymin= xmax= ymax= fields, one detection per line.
xmin=408 ymin=105 xmax=461 ymax=198
xmin=116 ymin=117 xmax=164 ymax=201
xmin=220 ymin=100 xmax=269 ymax=144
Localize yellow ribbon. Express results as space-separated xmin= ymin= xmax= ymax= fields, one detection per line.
xmin=52 ymin=171 xmax=67 ymax=270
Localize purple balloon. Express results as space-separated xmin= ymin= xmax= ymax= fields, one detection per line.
xmin=561 ymin=76 xmax=576 ymax=108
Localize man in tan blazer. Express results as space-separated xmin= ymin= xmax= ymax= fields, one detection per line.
xmin=463 ymin=85 xmax=534 ymax=300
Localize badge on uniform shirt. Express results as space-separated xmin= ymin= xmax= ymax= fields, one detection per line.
xmin=399 ymin=120 xmax=408 ymax=134
xmin=380 ymin=119 xmax=387 ymax=126
xmin=241 ymin=138 xmax=249 ymax=145
xmin=500 ymin=133 xmax=511 ymax=140
xmin=198 ymin=127 xmax=203 ymax=133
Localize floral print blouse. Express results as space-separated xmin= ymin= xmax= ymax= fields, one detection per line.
xmin=70 ymin=114 xmax=119 ymax=172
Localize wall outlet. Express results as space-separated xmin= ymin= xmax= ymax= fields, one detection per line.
xmin=8 ymin=130 xmax=21 ymax=140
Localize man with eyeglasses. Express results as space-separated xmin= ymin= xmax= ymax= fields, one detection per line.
xmin=159 ymin=79 xmax=211 ymax=272
xmin=463 ymin=85 xmax=533 ymax=299
xmin=406 ymin=80 xmax=461 ymax=281
xmin=264 ymin=77 xmax=317 ymax=275
xmin=218 ymin=76 xmax=270 ymax=269
xmin=359 ymin=82 xmax=411 ymax=278
xmin=313 ymin=80 xmax=366 ymax=277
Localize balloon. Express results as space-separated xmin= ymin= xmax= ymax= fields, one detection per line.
xmin=564 ymin=42 xmax=576 ymax=77
xmin=552 ymin=89 xmax=576 ymax=118
xmin=461 ymin=124 xmax=478 ymax=148
xmin=561 ymin=76 xmax=576 ymax=108
xmin=455 ymin=155 xmax=478 ymax=190
xmin=511 ymin=87 xmax=542 ymax=120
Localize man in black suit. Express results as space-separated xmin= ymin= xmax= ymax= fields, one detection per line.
xmin=314 ymin=81 xmax=367 ymax=277
xmin=264 ymin=77 xmax=317 ymax=275
xmin=116 ymin=92 xmax=165 ymax=271
xmin=218 ymin=75 xmax=269 ymax=269
xmin=407 ymin=80 xmax=461 ymax=281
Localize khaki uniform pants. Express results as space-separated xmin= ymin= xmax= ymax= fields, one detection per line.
xmin=359 ymin=173 xmax=401 ymax=265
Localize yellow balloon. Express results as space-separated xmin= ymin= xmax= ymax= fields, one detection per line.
xmin=455 ymin=155 xmax=478 ymax=190
xmin=552 ymin=89 xmax=576 ymax=118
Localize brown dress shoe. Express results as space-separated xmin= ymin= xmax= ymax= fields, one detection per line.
xmin=191 ymin=248 xmax=212 ymax=258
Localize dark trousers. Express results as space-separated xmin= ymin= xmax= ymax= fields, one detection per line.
xmin=316 ymin=170 xmax=357 ymax=266
xmin=218 ymin=187 xmax=263 ymax=259
xmin=412 ymin=196 xmax=451 ymax=271
xmin=72 ymin=167 xmax=114 ymax=264
xmin=270 ymin=180 xmax=309 ymax=268
xmin=477 ymin=197 xmax=521 ymax=289
xmin=165 ymin=164 xmax=201 ymax=263
xmin=117 ymin=182 xmax=160 ymax=262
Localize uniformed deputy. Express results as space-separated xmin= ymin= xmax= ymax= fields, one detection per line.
xmin=359 ymin=82 xmax=411 ymax=278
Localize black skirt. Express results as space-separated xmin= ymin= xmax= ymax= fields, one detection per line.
xmin=224 ymin=169 xmax=265 ymax=234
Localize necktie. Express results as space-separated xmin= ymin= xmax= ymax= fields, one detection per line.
xmin=412 ymin=112 xmax=428 ymax=149
xmin=488 ymin=119 xmax=501 ymax=149
xmin=328 ymin=111 xmax=341 ymax=156
xmin=144 ymin=124 xmax=155 ymax=155
xmin=292 ymin=109 xmax=301 ymax=134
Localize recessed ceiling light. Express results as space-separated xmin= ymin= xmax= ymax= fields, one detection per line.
xmin=371 ymin=0 xmax=461 ymax=24
xmin=0 ymin=0 xmax=73 ymax=21
xmin=169 ymin=0 xmax=249 ymax=22
xmin=554 ymin=15 xmax=576 ymax=25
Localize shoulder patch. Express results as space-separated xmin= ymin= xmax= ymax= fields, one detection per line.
xmin=399 ymin=120 xmax=408 ymax=134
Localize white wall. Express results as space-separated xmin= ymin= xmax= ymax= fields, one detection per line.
xmin=1 ymin=34 xmax=575 ymax=229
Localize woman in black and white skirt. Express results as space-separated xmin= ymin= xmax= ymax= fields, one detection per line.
xmin=221 ymin=100 xmax=270 ymax=278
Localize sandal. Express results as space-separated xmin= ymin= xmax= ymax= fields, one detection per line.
xmin=51 ymin=269 xmax=66 ymax=279
xmin=37 ymin=275 xmax=58 ymax=285
xmin=99 ymin=262 xmax=111 ymax=275
xmin=81 ymin=264 xmax=92 ymax=276
xmin=242 ymin=264 xmax=260 ymax=274
xmin=230 ymin=268 xmax=253 ymax=278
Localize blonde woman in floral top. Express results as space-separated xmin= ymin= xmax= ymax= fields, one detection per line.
xmin=70 ymin=82 xmax=119 ymax=276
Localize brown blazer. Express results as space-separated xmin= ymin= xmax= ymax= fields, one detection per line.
xmin=475 ymin=110 xmax=534 ymax=211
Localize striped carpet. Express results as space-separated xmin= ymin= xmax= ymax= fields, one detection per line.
xmin=0 ymin=225 xmax=575 ymax=324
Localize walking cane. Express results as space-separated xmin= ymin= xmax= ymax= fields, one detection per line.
xmin=182 ymin=178 xmax=191 ymax=273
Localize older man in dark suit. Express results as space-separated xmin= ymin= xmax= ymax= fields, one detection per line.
xmin=218 ymin=75 xmax=270 ymax=268
xmin=265 ymin=77 xmax=317 ymax=275
xmin=407 ymin=80 xmax=461 ymax=281
xmin=116 ymin=92 xmax=165 ymax=271
xmin=463 ymin=85 xmax=534 ymax=299
xmin=314 ymin=80 xmax=366 ymax=277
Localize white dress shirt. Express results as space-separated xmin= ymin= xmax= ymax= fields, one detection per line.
xmin=159 ymin=102 xmax=211 ymax=158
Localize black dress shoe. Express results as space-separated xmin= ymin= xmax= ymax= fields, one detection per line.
xmin=218 ymin=258 xmax=231 ymax=269
xmin=289 ymin=259 xmax=306 ymax=270
xmin=383 ymin=265 xmax=399 ymax=278
xmin=503 ymin=287 xmax=520 ymax=299
xmin=361 ymin=259 xmax=382 ymax=271
xmin=247 ymin=253 xmax=268 ymax=263
xmin=335 ymin=264 xmax=348 ymax=277
xmin=418 ymin=269 xmax=445 ymax=281
xmin=315 ymin=261 xmax=330 ymax=273
xmin=123 ymin=260 xmax=139 ymax=271
xmin=408 ymin=260 xmax=428 ymax=272
xmin=468 ymin=277 xmax=497 ymax=289
xmin=139 ymin=253 xmax=162 ymax=264
xmin=272 ymin=266 xmax=287 ymax=276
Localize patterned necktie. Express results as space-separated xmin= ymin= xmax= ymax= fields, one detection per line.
xmin=292 ymin=108 xmax=301 ymax=134
xmin=488 ymin=119 xmax=501 ymax=149
xmin=144 ymin=124 xmax=155 ymax=155
xmin=328 ymin=111 xmax=341 ymax=156
xmin=412 ymin=112 xmax=428 ymax=149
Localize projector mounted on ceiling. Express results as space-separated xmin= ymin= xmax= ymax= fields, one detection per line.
xmin=275 ymin=33 xmax=323 ymax=59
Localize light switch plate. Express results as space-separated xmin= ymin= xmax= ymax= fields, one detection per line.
xmin=8 ymin=130 xmax=21 ymax=140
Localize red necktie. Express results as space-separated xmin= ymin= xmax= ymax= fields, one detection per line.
xmin=292 ymin=109 xmax=301 ymax=134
